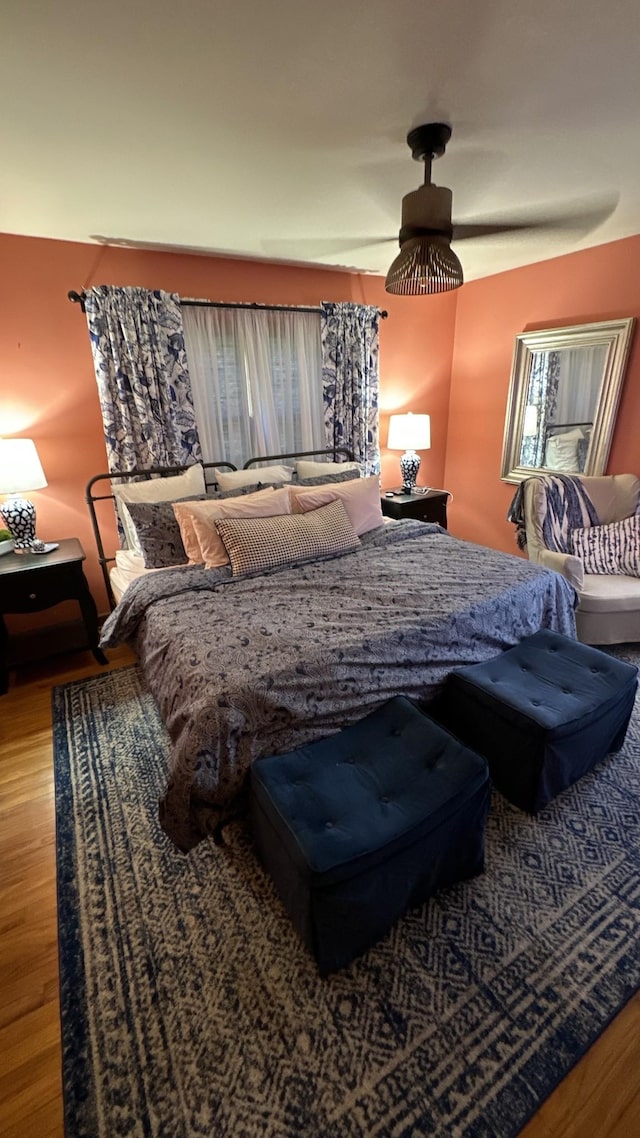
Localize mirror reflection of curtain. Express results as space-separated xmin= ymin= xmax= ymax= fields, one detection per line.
xmin=552 ymin=345 xmax=607 ymax=424
xmin=520 ymin=351 xmax=560 ymax=467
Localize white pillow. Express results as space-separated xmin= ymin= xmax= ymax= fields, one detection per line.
xmin=544 ymin=429 xmax=584 ymax=473
xmin=215 ymin=465 xmax=294 ymax=492
xmin=295 ymin=458 xmax=362 ymax=480
xmin=113 ymin=463 xmax=206 ymax=552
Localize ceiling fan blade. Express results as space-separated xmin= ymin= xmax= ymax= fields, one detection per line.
xmin=91 ymin=233 xmax=398 ymax=266
xmin=453 ymin=221 xmax=553 ymax=241
xmin=261 ymin=236 xmax=396 ymax=259
xmin=452 ymin=194 xmax=619 ymax=243
xmin=90 ymin=234 xmax=231 ymax=257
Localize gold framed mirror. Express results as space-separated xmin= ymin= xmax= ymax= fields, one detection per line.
xmin=500 ymin=317 xmax=635 ymax=484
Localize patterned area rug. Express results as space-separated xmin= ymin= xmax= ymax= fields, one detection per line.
xmin=53 ymin=654 xmax=640 ymax=1138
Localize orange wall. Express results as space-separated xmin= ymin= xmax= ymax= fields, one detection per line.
xmin=0 ymin=232 xmax=456 ymax=622
xmin=4 ymin=228 xmax=638 ymax=636
xmin=444 ymin=235 xmax=640 ymax=553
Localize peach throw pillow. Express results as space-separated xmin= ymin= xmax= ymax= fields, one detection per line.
xmin=290 ymin=475 xmax=383 ymax=536
xmin=173 ymin=486 xmax=274 ymax=563
xmin=173 ymin=486 xmax=292 ymax=567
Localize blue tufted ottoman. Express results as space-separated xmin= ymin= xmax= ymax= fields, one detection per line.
xmin=435 ymin=630 xmax=638 ymax=814
xmin=250 ymin=695 xmax=490 ymax=975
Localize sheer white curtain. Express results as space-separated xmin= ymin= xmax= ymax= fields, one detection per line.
xmin=182 ymin=305 xmax=325 ymax=466
xmin=554 ymin=345 xmax=607 ymax=424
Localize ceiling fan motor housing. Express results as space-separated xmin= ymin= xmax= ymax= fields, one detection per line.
xmin=399 ymin=184 xmax=454 ymax=244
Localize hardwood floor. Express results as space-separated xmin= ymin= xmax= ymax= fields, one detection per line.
xmin=0 ymin=648 xmax=638 ymax=1137
xmin=0 ymin=646 xmax=134 ymax=1138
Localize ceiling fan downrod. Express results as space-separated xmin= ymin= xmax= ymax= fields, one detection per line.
xmin=406 ymin=122 xmax=452 ymax=186
xmin=396 ymin=123 xmax=455 ymax=243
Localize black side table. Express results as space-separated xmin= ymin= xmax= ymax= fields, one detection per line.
xmin=381 ymin=489 xmax=449 ymax=528
xmin=0 ymin=537 xmax=107 ymax=694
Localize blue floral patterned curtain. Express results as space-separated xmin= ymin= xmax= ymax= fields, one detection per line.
xmin=545 ymin=350 xmax=561 ymax=421
xmin=320 ymin=302 xmax=380 ymax=474
xmin=84 ymin=286 xmax=202 ymax=474
xmin=520 ymin=350 xmax=561 ymax=467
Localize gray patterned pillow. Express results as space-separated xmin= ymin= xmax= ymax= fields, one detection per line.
xmin=248 ymin=469 xmax=360 ymax=491
xmin=127 ymin=485 xmax=262 ymax=568
xmin=214 ymin=499 xmax=360 ymax=577
xmin=296 ymin=469 xmax=361 ymax=486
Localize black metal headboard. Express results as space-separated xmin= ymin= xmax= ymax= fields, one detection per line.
xmin=243 ymin=446 xmax=354 ymax=469
xmin=86 ymin=447 xmax=356 ymax=609
xmin=543 ymin=421 xmax=592 ymax=441
xmin=86 ymin=461 xmax=236 ymax=609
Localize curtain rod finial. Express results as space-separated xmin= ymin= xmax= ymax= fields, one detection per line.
xmin=68 ymin=290 xmax=86 ymax=311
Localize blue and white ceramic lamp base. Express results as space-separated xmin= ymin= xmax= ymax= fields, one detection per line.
xmin=1 ymin=495 xmax=57 ymax=553
xmin=400 ymin=450 xmax=421 ymax=494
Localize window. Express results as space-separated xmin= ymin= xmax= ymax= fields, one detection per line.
xmin=183 ymin=305 xmax=325 ymax=467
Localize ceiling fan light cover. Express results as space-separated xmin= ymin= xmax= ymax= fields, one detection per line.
xmin=385 ymin=236 xmax=464 ymax=295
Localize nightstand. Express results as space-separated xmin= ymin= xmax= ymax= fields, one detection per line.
xmin=0 ymin=537 xmax=107 ymax=693
xmin=381 ymin=489 xmax=449 ymax=528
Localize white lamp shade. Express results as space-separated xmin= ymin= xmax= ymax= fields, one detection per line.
xmin=0 ymin=438 xmax=48 ymax=494
xmin=387 ymin=413 xmax=431 ymax=452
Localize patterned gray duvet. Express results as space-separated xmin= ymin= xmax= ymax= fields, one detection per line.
xmin=100 ymin=521 xmax=577 ymax=851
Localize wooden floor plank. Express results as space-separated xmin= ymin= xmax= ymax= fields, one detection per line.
xmin=0 ymin=646 xmax=133 ymax=1137
xmin=519 ymin=991 xmax=640 ymax=1137
xmin=0 ymin=644 xmax=638 ymax=1136
xmin=0 ymin=1096 xmax=63 ymax=1138
xmin=0 ymin=961 xmax=60 ymax=1032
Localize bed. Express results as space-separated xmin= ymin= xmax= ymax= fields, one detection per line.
xmin=93 ymin=456 xmax=578 ymax=851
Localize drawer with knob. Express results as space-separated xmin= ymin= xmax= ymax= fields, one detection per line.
xmin=1 ymin=563 xmax=80 ymax=613
xmin=0 ymin=537 xmax=107 ymax=692
xmin=380 ymin=490 xmax=449 ymax=528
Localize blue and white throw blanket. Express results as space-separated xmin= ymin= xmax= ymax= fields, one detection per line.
xmin=508 ymin=474 xmax=599 ymax=552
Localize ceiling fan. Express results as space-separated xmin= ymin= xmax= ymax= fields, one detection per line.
xmin=383 ymin=122 xmax=616 ymax=295
xmin=263 ymin=123 xmax=617 ymax=295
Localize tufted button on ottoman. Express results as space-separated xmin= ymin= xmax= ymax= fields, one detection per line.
xmin=250 ymin=695 xmax=490 ymax=975
xmin=434 ymin=630 xmax=638 ymax=815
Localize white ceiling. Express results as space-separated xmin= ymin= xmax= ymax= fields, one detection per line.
xmin=2 ymin=0 xmax=640 ymax=283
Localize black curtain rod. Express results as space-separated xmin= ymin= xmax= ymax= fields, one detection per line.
xmin=67 ymin=290 xmax=387 ymax=318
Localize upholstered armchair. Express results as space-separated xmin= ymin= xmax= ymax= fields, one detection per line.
xmin=522 ymin=473 xmax=640 ymax=644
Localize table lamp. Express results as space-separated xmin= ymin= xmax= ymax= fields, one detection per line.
xmin=0 ymin=438 xmax=55 ymax=553
xmin=387 ymin=413 xmax=431 ymax=493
